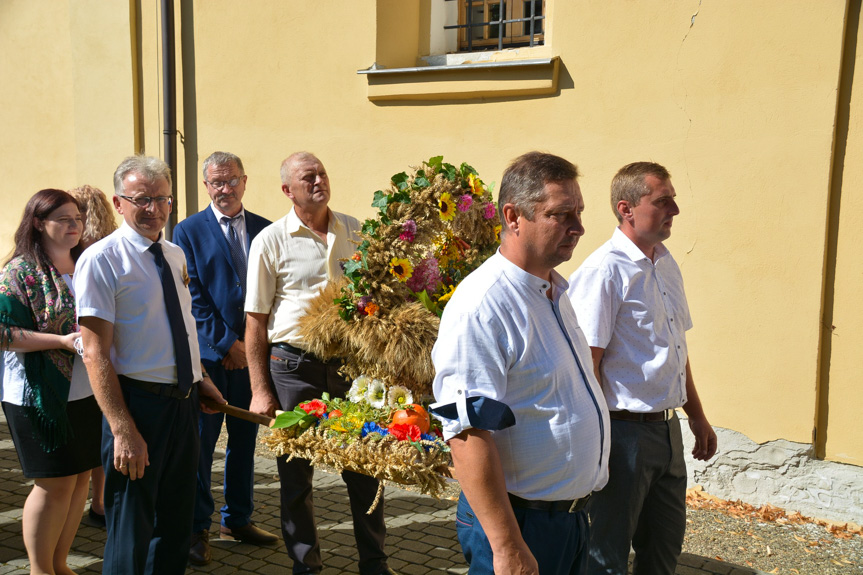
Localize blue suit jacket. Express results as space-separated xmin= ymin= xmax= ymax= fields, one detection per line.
xmin=173 ymin=207 xmax=271 ymax=366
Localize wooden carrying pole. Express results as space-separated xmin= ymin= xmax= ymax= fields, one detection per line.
xmin=200 ymin=398 xmax=274 ymax=427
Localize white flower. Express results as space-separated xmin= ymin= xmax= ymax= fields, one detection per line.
xmin=349 ymin=375 xmax=371 ymax=403
xmin=387 ymin=385 xmax=413 ymax=409
xmin=366 ymin=379 xmax=387 ymax=408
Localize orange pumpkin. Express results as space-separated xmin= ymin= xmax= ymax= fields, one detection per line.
xmin=389 ymin=404 xmax=431 ymax=434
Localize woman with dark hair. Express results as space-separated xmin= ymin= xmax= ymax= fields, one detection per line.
xmin=69 ymin=184 xmax=117 ymax=527
xmin=0 ymin=189 xmax=101 ymax=575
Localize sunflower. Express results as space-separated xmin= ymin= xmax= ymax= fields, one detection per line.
xmin=389 ymin=257 xmax=413 ymax=281
xmin=468 ymin=173 xmax=484 ymax=195
xmin=439 ymin=192 xmax=456 ymax=221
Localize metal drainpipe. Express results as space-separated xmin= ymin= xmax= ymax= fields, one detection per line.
xmin=161 ymin=0 xmax=178 ymax=240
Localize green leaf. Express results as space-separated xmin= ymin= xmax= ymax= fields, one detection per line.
xmin=371 ymin=190 xmax=389 ymax=210
xmin=460 ymin=162 xmax=477 ymax=177
xmin=413 ymin=289 xmax=441 ymax=316
xmin=361 ymin=219 xmax=379 ymax=236
xmin=443 ymin=165 xmax=458 ymax=181
xmin=272 ymin=407 xmax=315 ymax=429
xmin=343 ymin=259 xmax=363 ymax=276
xmin=428 ymin=156 xmax=443 ymax=171
xmin=391 ymin=172 xmax=408 ymax=186
xmin=414 ymin=176 xmax=431 ymax=188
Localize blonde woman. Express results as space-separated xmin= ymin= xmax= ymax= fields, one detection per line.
xmin=68 ymin=185 xmax=117 ymax=527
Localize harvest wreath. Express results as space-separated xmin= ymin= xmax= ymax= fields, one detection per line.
xmin=265 ymin=157 xmax=500 ymax=503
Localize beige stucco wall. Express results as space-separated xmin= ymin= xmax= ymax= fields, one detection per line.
xmin=0 ymin=0 xmax=133 ymax=240
xmin=823 ymin=2 xmax=863 ymax=465
xmin=0 ymin=0 xmax=858 ymax=464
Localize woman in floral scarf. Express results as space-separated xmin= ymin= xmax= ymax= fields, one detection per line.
xmin=0 ymin=189 xmax=101 ymax=575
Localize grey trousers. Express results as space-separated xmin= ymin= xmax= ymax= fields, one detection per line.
xmin=587 ymin=413 xmax=687 ymax=575
xmin=269 ymin=345 xmax=388 ymax=575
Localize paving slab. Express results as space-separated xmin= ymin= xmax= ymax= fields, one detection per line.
xmin=0 ymin=413 xmax=763 ymax=574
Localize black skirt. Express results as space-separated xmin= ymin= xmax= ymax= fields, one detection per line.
xmin=2 ymin=395 xmax=102 ymax=478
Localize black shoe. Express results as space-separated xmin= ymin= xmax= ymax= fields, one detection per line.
xmin=189 ymin=529 xmax=211 ymax=566
xmin=87 ymin=507 xmax=105 ymax=527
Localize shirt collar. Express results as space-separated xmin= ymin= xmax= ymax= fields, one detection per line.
xmin=210 ymin=203 xmax=245 ymax=223
xmin=119 ymin=221 xmax=162 ymax=253
xmin=611 ymin=227 xmax=669 ymax=263
xmin=286 ymin=206 xmax=339 ymax=235
xmin=495 ymin=251 xmax=569 ymax=301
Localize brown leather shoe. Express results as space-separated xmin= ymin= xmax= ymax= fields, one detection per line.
xmin=219 ymin=522 xmax=279 ymax=545
xmin=189 ymin=529 xmax=211 ymax=566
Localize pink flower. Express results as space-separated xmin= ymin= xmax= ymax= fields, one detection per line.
xmin=406 ymin=257 xmax=442 ymax=294
xmin=457 ymin=195 xmax=473 ymax=212
xmin=24 ymin=275 xmax=36 ymax=286
xmin=483 ymin=203 xmax=496 ymax=220
xmin=399 ymin=220 xmax=417 ymax=242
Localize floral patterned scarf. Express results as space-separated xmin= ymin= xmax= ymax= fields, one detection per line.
xmin=0 ymin=256 xmax=77 ymax=452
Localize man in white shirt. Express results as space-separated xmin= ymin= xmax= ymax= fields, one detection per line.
xmin=173 ymin=151 xmax=277 ymax=566
xmin=432 ymin=151 xmax=610 ymax=575
xmin=245 ymin=153 xmax=395 ymax=575
xmin=568 ymin=162 xmax=717 ymax=575
xmin=77 ymin=155 xmax=225 ymax=575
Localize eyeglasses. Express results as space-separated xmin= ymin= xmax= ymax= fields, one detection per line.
xmin=205 ymin=177 xmax=243 ymax=190
xmin=117 ymin=194 xmax=174 ymax=209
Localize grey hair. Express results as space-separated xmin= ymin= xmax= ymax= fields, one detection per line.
xmin=202 ymin=151 xmax=244 ymax=179
xmin=610 ymin=162 xmax=671 ymax=223
xmin=498 ymin=151 xmax=579 ymax=221
xmin=279 ymin=152 xmax=319 ymax=185
xmin=113 ymin=155 xmax=172 ymax=195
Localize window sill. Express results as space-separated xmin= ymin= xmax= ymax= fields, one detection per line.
xmin=358 ymin=57 xmax=559 ymax=102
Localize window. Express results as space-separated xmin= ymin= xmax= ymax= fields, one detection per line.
xmin=447 ymin=0 xmax=545 ymax=52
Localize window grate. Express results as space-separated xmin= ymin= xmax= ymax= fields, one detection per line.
xmin=445 ymin=1 xmax=545 ymax=53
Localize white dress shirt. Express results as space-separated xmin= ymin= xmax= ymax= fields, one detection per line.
xmin=75 ymin=223 xmax=202 ymax=384
xmin=568 ymin=227 xmax=691 ymax=412
xmin=432 ymin=252 xmax=610 ymax=502
xmin=210 ymin=204 xmax=248 ymax=252
xmin=245 ymin=207 xmax=360 ymax=348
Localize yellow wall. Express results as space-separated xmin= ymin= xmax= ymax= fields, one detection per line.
xmin=1 ymin=0 xmax=859 ymax=463
xmin=821 ymin=1 xmax=863 ymax=464
xmin=0 ymin=0 xmax=134 ymax=239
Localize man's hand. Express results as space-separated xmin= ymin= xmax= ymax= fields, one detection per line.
xmin=113 ymin=428 xmax=150 ymax=480
xmin=493 ymin=540 xmax=539 ymax=575
xmin=249 ymin=388 xmax=279 ymax=418
xmin=222 ymin=339 xmax=248 ymax=370
xmin=688 ymin=415 xmax=718 ymax=461
xmin=245 ymin=311 xmax=279 ymax=418
xmin=198 ymin=375 xmax=226 ymax=414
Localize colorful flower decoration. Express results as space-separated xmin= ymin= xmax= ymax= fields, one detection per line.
xmin=438 ymin=193 xmax=456 ymax=222
xmin=389 ymin=257 xmax=413 ymax=282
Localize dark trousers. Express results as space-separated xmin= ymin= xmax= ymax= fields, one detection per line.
xmin=194 ymin=363 xmax=258 ymax=531
xmin=587 ymin=413 xmax=687 ymax=575
xmin=102 ymin=384 xmax=200 ymax=575
xmin=455 ymin=492 xmax=590 ymax=574
xmin=270 ymin=345 xmax=388 ymax=575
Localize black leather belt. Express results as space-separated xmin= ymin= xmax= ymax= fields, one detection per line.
xmin=119 ymin=375 xmax=196 ymax=400
xmin=508 ymin=493 xmax=591 ymax=514
xmin=272 ymin=342 xmax=306 ymax=356
xmin=609 ymin=408 xmax=675 ymax=422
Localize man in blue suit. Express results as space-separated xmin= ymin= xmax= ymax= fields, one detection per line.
xmin=173 ymin=151 xmax=278 ymax=566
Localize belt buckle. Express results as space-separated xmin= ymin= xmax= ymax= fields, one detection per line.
xmin=663 ymin=408 xmax=673 ymax=421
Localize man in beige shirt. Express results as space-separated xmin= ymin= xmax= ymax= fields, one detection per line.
xmin=245 ymin=152 xmax=396 ymax=575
